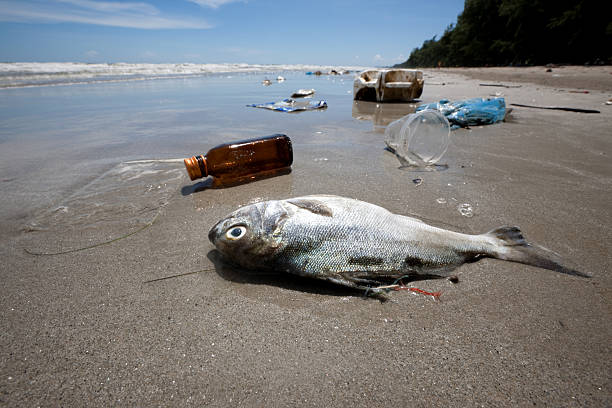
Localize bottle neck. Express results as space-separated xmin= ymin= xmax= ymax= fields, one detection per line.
xmin=184 ymin=155 xmax=208 ymax=180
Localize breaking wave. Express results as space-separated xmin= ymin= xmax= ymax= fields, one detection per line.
xmin=0 ymin=62 xmax=365 ymax=88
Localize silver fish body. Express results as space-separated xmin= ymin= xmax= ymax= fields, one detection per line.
xmin=208 ymin=195 xmax=587 ymax=292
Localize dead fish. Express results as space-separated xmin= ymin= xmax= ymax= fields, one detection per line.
xmin=208 ymin=195 xmax=589 ymax=295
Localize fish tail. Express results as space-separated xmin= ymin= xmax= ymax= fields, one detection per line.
xmin=485 ymin=226 xmax=591 ymax=278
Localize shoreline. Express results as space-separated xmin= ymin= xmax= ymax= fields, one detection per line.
xmin=437 ymin=65 xmax=612 ymax=91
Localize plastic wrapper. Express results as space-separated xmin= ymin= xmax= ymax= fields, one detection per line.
xmin=247 ymin=98 xmax=327 ymax=112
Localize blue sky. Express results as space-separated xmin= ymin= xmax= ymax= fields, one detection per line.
xmin=0 ymin=0 xmax=465 ymax=66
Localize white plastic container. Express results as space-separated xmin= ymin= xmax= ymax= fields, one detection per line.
xmin=354 ymin=69 xmax=424 ymax=102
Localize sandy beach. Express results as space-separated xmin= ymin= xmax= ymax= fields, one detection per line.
xmin=1 ymin=66 xmax=610 ymax=407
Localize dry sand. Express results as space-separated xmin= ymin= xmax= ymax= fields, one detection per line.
xmin=1 ymin=66 xmax=611 ymax=407
xmin=442 ymin=65 xmax=612 ymax=92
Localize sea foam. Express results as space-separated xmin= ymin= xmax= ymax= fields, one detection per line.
xmin=0 ymin=62 xmax=366 ymax=88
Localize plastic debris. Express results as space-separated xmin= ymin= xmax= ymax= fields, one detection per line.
xmin=291 ymin=89 xmax=315 ymax=98
xmin=510 ymin=103 xmax=600 ymax=114
xmin=384 ymin=110 xmax=450 ymax=168
xmin=354 ymin=69 xmax=424 ymax=102
xmin=417 ymin=97 xmax=506 ymax=128
xmin=247 ymin=98 xmax=327 ymax=112
xmin=479 ymin=83 xmax=522 ymax=88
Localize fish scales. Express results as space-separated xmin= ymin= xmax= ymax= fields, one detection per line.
xmin=275 ymin=198 xmax=477 ymax=276
xmin=208 ymin=195 xmax=589 ymax=294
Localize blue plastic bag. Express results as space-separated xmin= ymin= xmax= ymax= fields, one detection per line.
xmin=417 ymin=97 xmax=506 ymax=128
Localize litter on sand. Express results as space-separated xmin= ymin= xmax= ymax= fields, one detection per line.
xmin=384 ymin=110 xmax=450 ymax=168
xmin=479 ymin=83 xmax=522 ymax=88
xmin=417 ymin=97 xmax=506 ymax=128
xmin=353 ymin=69 xmax=424 ymax=102
xmin=247 ymin=98 xmax=327 ymax=112
xmin=291 ymin=89 xmax=315 ymax=98
xmin=510 ymin=103 xmax=600 ymax=114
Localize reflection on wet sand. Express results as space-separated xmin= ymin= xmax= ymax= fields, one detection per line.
xmin=351 ymin=100 xmax=419 ymax=131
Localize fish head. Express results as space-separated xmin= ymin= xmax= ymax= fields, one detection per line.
xmin=208 ymin=200 xmax=289 ymax=269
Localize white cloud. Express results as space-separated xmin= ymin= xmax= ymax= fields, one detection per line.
xmin=0 ymin=0 xmax=212 ymax=29
xmin=373 ymin=54 xmax=383 ymax=62
xmin=85 ymin=50 xmax=99 ymax=57
xmin=58 ymin=0 xmax=159 ymax=15
xmin=188 ymin=0 xmax=244 ymax=8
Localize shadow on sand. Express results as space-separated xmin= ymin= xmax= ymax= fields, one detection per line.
xmin=206 ymin=249 xmax=379 ymax=300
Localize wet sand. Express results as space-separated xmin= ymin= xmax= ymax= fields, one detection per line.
xmin=1 ymin=67 xmax=611 ymax=406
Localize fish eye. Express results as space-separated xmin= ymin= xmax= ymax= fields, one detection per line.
xmin=225 ymin=225 xmax=247 ymax=240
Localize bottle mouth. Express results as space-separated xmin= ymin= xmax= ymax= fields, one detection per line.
xmin=184 ymin=156 xmax=203 ymax=180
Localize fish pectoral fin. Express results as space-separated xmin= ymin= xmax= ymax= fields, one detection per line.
xmin=286 ymin=198 xmax=333 ymax=217
xmin=340 ymin=270 xmax=447 ymax=285
xmin=324 ymin=274 xmax=390 ymax=301
xmin=338 ymin=270 xmax=408 ymax=286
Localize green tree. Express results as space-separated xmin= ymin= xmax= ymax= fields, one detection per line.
xmin=394 ymin=0 xmax=611 ymax=67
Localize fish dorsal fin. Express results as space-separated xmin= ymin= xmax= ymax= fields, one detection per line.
xmin=286 ymin=198 xmax=333 ymax=217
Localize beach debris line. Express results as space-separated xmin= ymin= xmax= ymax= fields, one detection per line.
xmin=305 ymin=69 xmax=350 ymax=75
xmin=510 ymin=103 xmax=600 ymax=114
xmin=384 ymin=110 xmax=451 ymax=169
xmin=209 ymin=195 xmax=589 ymax=299
xmin=183 ymin=134 xmax=293 ymax=187
xmin=247 ymin=98 xmax=327 ymax=112
xmin=291 ymin=88 xmax=315 ymax=98
xmin=263 ymin=76 xmax=285 ymax=85
xmin=417 ymin=97 xmax=507 ymax=128
xmin=479 ymin=83 xmax=522 ymax=88
xmin=354 ymin=69 xmax=424 ymax=102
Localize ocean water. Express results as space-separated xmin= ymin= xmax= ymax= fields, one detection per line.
xmin=0 ymin=62 xmax=364 ymax=88
xmin=0 ymin=64 xmax=401 ymax=241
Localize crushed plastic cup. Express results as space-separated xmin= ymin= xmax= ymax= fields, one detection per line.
xmin=384 ymin=109 xmax=451 ymax=168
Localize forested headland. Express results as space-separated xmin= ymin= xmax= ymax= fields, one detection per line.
xmin=394 ymin=0 xmax=611 ymax=68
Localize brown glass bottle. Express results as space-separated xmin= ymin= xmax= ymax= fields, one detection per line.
xmin=184 ymin=134 xmax=293 ymax=186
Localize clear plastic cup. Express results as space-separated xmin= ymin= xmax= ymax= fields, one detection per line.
xmin=384 ymin=109 xmax=451 ymax=168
